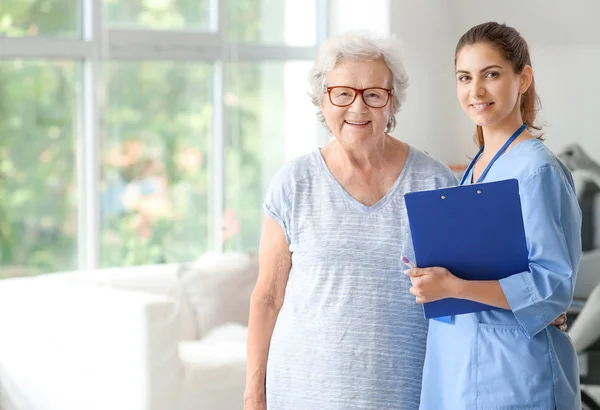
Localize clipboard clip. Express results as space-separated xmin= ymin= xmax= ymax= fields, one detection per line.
xmin=441 ymin=189 xmax=482 ymax=200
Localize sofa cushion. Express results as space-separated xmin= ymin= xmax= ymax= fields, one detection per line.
xmin=71 ymin=264 xmax=197 ymax=341
xmin=177 ymin=252 xmax=258 ymax=338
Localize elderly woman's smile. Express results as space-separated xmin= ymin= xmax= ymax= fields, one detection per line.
xmin=344 ymin=120 xmax=370 ymax=126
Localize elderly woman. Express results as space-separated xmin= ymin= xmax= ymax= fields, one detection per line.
xmin=243 ymin=32 xmax=456 ymax=410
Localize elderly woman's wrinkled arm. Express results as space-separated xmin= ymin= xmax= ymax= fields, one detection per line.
xmin=244 ymin=215 xmax=292 ymax=410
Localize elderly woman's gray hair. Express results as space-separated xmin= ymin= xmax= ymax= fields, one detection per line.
xmin=308 ymin=32 xmax=409 ymax=133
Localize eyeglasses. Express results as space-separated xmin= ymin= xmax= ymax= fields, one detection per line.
xmin=326 ymin=86 xmax=394 ymax=108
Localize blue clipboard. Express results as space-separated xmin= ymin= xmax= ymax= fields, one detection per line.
xmin=404 ymin=179 xmax=529 ymax=319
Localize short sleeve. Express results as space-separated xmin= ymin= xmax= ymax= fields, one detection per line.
xmin=263 ymin=168 xmax=293 ymax=245
xmin=499 ymin=165 xmax=582 ymax=338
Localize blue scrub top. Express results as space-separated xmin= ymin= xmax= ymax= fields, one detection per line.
xmin=419 ymin=139 xmax=582 ymax=410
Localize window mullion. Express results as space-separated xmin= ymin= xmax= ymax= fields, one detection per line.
xmin=107 ymin=37 xmax=315 ymax=61
xmin=0 ymin=37 xmax=93 ymax=59
xmin=316 ymin=0 xmax=330 ymax=44
xmin=208 ymin=0 xmax=228 ymax=252
xmin=316 ymin=0 xmax=331 ymax=147
xmin=210 ymin=62 xmax=225 ymax=252
xmin=78 ymin=0 xmax=103 ymax=270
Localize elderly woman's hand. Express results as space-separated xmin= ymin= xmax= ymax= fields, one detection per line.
xmin=404 ymin=266 xmax=463 ymax=303
xmin=243 ymin=393 xmax=267 ymax=410
xmin=550 ymin=312 xmax=568 ymax=332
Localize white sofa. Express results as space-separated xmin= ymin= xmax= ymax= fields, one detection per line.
xmin=0 ymin=253 xmax=257 ymax=410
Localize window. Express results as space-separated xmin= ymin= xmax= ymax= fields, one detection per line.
xmin=0 ymin=0 xmax=326 ymax=276
xmin=0 ymin=0 xmax=81 ymax=37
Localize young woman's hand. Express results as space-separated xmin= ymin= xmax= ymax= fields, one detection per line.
xmin=404 ymin=266 xmax=463 ymax=303
xmin=405 ymin=267 xmax=570 ymax=333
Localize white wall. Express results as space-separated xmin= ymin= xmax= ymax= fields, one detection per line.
xmin=532 ymin=44 xmax=600 ymax=159
xmin=389 ymin=0 xmax=600 ymax=164
xmin=389 ymin=0 xmax=474 ymax=165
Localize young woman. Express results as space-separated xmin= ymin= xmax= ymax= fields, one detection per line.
xmin=405 ymin=22 xmax=582 ymax=409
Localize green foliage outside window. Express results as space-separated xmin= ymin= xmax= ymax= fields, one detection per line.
xmin=0 ymin=60 xmax=79 ymax=277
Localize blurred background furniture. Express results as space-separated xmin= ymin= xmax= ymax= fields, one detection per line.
xmin=560 ymin=143 xmax=600 ymax=409
xmin=0 ymin=252 xmax=257 ymax=410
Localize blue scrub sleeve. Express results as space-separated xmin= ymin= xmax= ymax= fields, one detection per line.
xmin=499 ymin=165 xmax=582 ymax=338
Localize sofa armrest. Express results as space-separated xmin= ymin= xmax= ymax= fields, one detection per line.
xmin=0 ymin=280 xmax=183 ymax=410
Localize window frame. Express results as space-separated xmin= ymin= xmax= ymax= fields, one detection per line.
xmin=0 ymin=0 xmax=330 ymax=270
